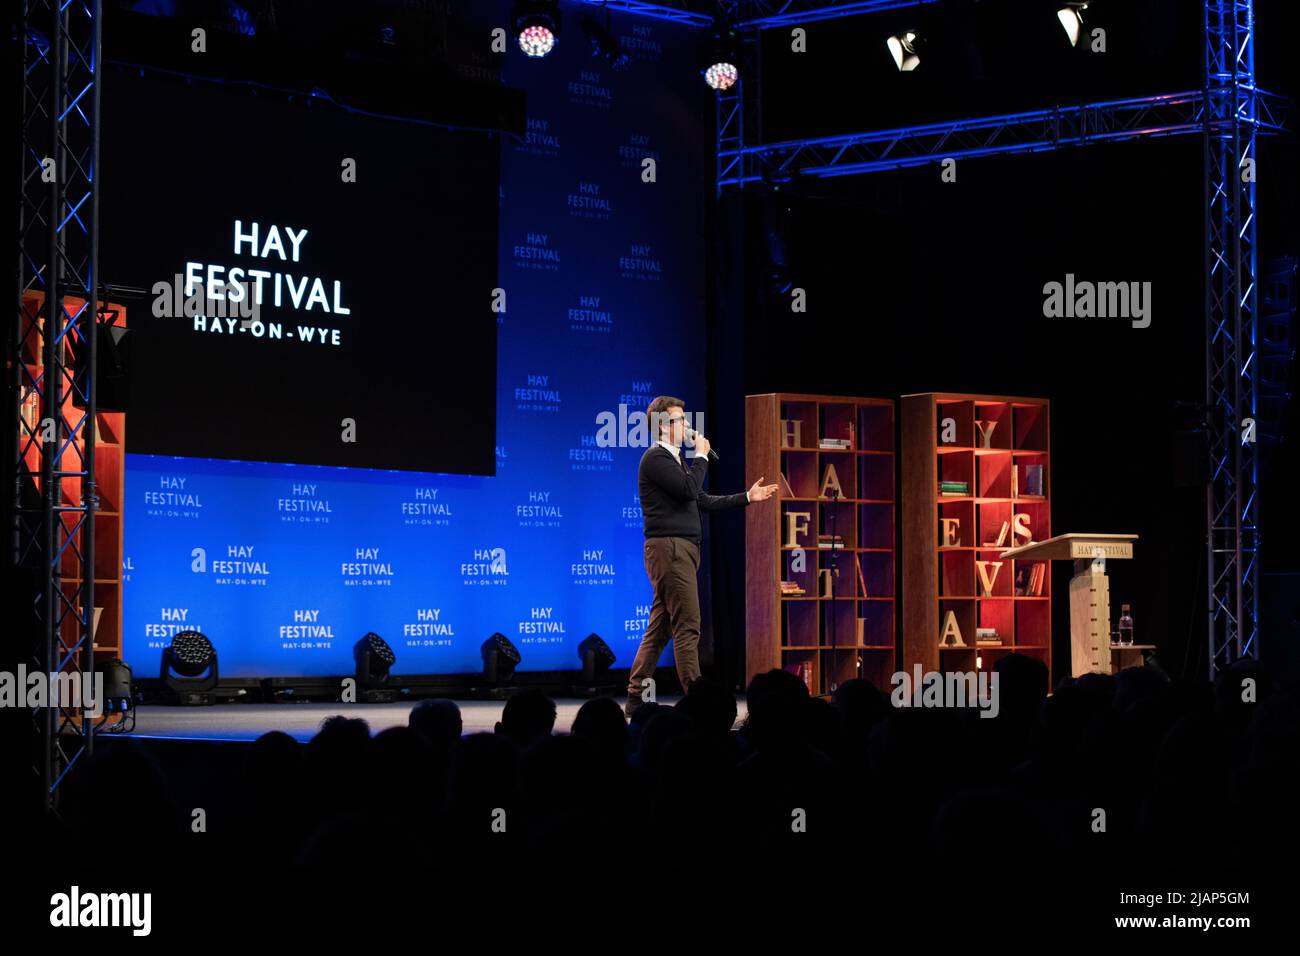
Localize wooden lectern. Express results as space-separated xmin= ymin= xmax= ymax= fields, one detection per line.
xmin=998 ymin=533 xmax=1146 ymax=677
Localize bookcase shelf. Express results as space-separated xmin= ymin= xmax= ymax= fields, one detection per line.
xmin=20 ymin=291 xmax=128 ymax=681
xmin=901 ymin=393 xmax=1051 ymax=680
xmin=746 ymin=393 xmax=897 ymax=695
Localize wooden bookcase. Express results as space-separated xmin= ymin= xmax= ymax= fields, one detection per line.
xmin=19 ymin=291 xmax=127 ymax=672
xmin=745 ymin=393 xmax=896 ymax=694
xmin=901 ymin=393 xmax=1051 ymax=680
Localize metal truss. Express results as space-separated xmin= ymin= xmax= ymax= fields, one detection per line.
xmin=1203 ymin=0 xmax=1261 ymax=673
xmin=13 ymin=0 xmax=104 ymax=812
xmin=730 ymin=0 xmax=942 ymax=29
xmin=577 ymin=0 xmax=940 ymax=28
xmin=576 ymin=1 xmax=715 ymax=27
xmin=719 ymin=89 xmax=1287 ymax=185
xmin=715 ymin=29 xmax=765 ymax=197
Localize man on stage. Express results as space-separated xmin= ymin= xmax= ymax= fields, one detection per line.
xmin=625 ymin=395 xmax=778 ymax=719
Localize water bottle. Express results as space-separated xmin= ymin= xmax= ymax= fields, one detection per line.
xmin=1118 ymin=604 xmax=1134 ymax=645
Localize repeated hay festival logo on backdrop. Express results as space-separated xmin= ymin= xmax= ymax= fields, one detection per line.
xmin=152 ymin=219 xmax=350 ymax=347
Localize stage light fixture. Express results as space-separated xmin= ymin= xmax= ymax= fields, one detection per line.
xmin=95 ymin=658 xmax=137 ymax=732
xmin=704 ymin=17 xmax=740 ymax=90
xmin=887 ymin=31 xmax=922 ymax=71
xmin=160 ymin=630 xmax=218 ymax=706
xmin=572 ymin=632 xmax=619 ymax=697
xmin=577 ymin=632 xmax=617 ymax=682
xmin=71 ymin=315 xmax=133 ymax=412
xmin=100 ymin=659 xmax=134 ymax=709
xmin=1057 ymin=3 xmax=1089 ymax=47
xmin=481 ymin=632 xmax=522 ymax=683
xmin=353 ymin=631 xmax=397 ymax=702
xmin=705 ymin=61 xmax=738 ymax=90
xmin=580 ymin=10 xmax=629 ymax=70
xmin=514 ymin=1 xmax=561 ymax=58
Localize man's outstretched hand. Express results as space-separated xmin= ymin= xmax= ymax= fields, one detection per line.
xmin=748 ymin=476 xmax=779 ymax=502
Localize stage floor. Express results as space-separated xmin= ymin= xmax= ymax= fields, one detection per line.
xmin=123 ymin=696 xmax=749 ymax=742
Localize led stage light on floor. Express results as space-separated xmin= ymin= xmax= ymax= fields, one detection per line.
xmin=354 ymin=631 xmax=398 ymax=703
xmin=161 ymin=630 xmax=218 ymax=706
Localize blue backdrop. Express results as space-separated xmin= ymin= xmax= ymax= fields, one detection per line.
xmin=122 ymin=2 xmax=709 ymax=678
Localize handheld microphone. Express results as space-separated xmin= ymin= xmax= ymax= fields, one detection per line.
xmin=685 ymin=427 xmax=720 ymax=462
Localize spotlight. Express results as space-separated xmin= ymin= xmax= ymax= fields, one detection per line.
xmin=480 ymin=632 xmax=522 ymax=698
xmin=580 ymin=10 xmax=629 ymax=70
xmin=705 ymin=62 xmax=738 ymax=91
xmin=1057 ymin=3 xmax=1088 ymax=47
xmin=71 ymin=317 xmax=133 ymax=412
xmin=572 ymin=632 xmax=619 ymax=696
xmin=887 ymin=31 xmax=922 ymax=71
xmin=93 ymin=658 xmax=136 ymax=732
xmin=481 ymin=632 xmax=520 ymax=681
xmin=704 ymin=18 xmax=740 ymax=90
xmin=99 ymin=659 xmax=134 ymax=710
xmin=160 ymin=630 xmax=218 ymax=706
xmin=578 ymin=633 xmax=616 ymax=680
xmin=513 ymin=0 xmax=560 ymax=58
xmin=353 ymin=631 xmax=397 ymax=703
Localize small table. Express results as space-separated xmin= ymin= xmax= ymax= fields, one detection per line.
xmin=1109 ymin=643 xmax=1156 ymax=674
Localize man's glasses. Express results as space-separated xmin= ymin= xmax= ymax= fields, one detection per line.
xmin=665 ymin=416 xmax=688 ymax=426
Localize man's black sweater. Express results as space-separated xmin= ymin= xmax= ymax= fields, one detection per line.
xmin=638 ymin=443 xmax=749 ymax=544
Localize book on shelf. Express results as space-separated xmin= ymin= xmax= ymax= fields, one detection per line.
xmin=983 ymin=520 xmax=1011 ymax=548
xmin=1014 ymin=564 xmax=1046 ymax=596
xmin=1014 ymin=566 xmax=1031 ymax=596
xmin=939 ymin=481 xmax=969 ymax=496
xmin=819 ymin=438 xmax=852 ymax=449
xmin=855 ymin=553 xmax=868 ymax=598
xmin=785 ymin=660 xmax=815 ymax=693
xmin=778 ymin=472 xmax=795 ymax=497
xmin=976 ymin=627 xmax=1002 ymax=645
xmin=817 ymin=534 xmax=845 ymax=549
xmin=1021 ymin=464 xmax=1044 ymax=497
